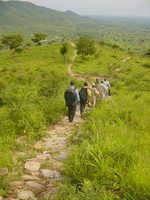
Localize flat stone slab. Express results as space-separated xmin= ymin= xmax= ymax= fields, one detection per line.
xmin=53 ymin=153 xmax=67 ymax=161
xmin=41 ymin=169 xmax=60 ymax=179
xmin=17 ymin=190 xmax=35 ymax=200
xmin=36 ymin=153 xmax=51 ymax=162
xmin=50 ymin=144 xmax=66 ymax=151
xmin=26 ymin=181 xmax=45 ymax=194
xmin=25 ymin=160 xmax=41 ymax=171
xmin=22 ymin=175 xmax=40 ymax=181
xmin=9 ymin=181 xmax=24 ymax=187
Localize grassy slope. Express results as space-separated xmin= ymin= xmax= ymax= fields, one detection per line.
xmin=55 ymin=46 xmax=150 ymax=199
xmin=0 ymin=1 xmax=150 ymax=53
xmin=0 ymin=1 xmax=95 ymax=36
xmin=0 ymin=44 xmax=73 ymax=182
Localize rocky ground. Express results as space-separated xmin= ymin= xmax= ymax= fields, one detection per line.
xmin=2 ymin=110 xmax=83 ymax=200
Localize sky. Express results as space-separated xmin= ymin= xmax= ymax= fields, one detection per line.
xmin=7 ymin=0 xmax=150 ymax=17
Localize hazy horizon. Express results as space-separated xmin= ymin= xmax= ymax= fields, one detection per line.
xmin=3 ymin=0 xmax=150 ymax=18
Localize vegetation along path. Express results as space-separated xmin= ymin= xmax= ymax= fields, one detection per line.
xmin=5 ymin=53 xmax=84 ymax=200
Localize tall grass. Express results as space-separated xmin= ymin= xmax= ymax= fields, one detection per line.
xmin=0 ymin=43 xmax=74 ymax=195
xmin=54 ymin=46 xmax=150 ymax=199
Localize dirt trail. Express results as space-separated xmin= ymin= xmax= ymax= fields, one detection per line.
xmin=68 ymin=51 xmax=111 ymax=82
xmin=122 ymin=56 xmax=131 ymax=63
xmin=5 ymin=52 xmax=84 ymax=200
xmin=6 ymin=47 xmax=111 ymax=200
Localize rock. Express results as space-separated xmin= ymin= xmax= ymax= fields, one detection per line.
xmin=0 ymin=168 xmax=8 ymax=176
xmin=34 ymin=142 xmax=43 ymax=150
xmin=9 ymin=181 xmax=24 ymax=187
xmin=43 ymin=151 xmax=48 ymax=154
xmin=52 ymin=161 xmax=63 ymax=170
xmin=40 ymin=187 xmax=58 ymax=200
xmin=25 ymin=160 xmax=41 ymax=171
xmin=41 ymin=169 xmax=60 ymax=179
xmin=52 ymin=177 xmax=64 ymax=182
xmin=0 ymin=196 xmax=2 ymax=200
xmin=36 ymin=154 xmax=51 ymax=162
xmin=17 ymin=190 xmax=35 ymax=200
xmin=30 ymin=171 xmax=40 ymax=177
xmin=26 ymin=181 xmax=45 ymax=194
xmin=53 ymin=154 xmax=67 ymax=161
xmin=50 ymin=144 xmax=66 ymax=151
xmin=22 ymin=175 xmax=40 ymax=181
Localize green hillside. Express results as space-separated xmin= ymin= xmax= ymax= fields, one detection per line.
xmin=0 ymin=43 xmax=74 ymax=171
xmin=0 ymin=1 xmax=150 ymax=52
xmin=0 ymin=0 xmax=95 ymax=36
xmin=55 ymin=45 xmax=150 ymax=200
xmin=0 ymin=40 xmax=149 ymax=198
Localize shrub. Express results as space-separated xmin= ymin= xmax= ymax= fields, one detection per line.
xmin=145 ymin=49 xmax=150 ymax=57
xmin=1 ymin=34 xmax=24 ymax=51
xmin=76 ymin=35 xmax=96 ymax=59
xmin=143 ymin=63 xmax=150 ymax=69
xmin=14 ymin=47 xmax=24 ymax=54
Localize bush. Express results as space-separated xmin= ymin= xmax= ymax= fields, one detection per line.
xmin=145 ymin=49 xmax=150 ymax=57
xmin=1 ymin=34 xmax=24 ymax=51
xmin=143 ymin=63 xmax=150 ymax=69
xmin=14 ymin=47 xmax=24 ymax=54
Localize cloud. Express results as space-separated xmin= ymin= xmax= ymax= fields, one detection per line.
xmin=6 ymin=0 xmax=150 ymax=17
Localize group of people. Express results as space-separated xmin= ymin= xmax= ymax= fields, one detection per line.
xmin=64 ymin=78 xmax=111 ymax=122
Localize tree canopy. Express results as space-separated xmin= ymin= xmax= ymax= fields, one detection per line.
xmin=60 ymin=42 xmax=69 ymax=63
xmin=1 ymin=34 xmax=24 ymax=51
xmin=76 ymin=35 xmax=96 ymax=59
xmin=32 ymin=32 xmax=47 ymax=46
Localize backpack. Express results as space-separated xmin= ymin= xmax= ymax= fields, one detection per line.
xmin=79 ymin=87 xmax=87 ymax=104
xmin=64 ymin=88 xmax=77 ymax=107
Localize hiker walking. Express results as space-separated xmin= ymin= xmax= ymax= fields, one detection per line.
xmin=64 ymin=81 xmax=80 ymax=122
xmin=101 ymin=81 xmax=108 ymax=98
xmin=104 ymin=79 xmax=111 ymax=96
xmin=91 ymin=83 xmax=99 ymax=107
xmin=79 ymin=82 xmax=90 ymax=116
xmin=95 ymin=78 xmax=99 ymax=89
xmin=97 ymin=79 xmax=105 ymax=101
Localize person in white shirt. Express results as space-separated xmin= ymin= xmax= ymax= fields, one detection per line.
xmin=91 ymin=83 xmax=99 ymax=107
xmin=97 ymin=81 xmax=105 ymax=101
xmin=104 ymin=79 xmax=111 ymax=96
xmin=100 ymin=81 xmax=108 ymax=99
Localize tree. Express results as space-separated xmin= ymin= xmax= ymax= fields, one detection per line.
xmin=60 ymin=42 xmax=69 ymax=63
xmin=1 ymin=34 xmax=24 ymax=52
xmin=32 ymin=32 xmax=47 ymax=46
xmin=76 ymin=35 xmax=96 ymax=59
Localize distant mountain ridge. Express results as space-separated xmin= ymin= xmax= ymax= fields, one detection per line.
xmin=0 ymin=0 xmax=96 ymax=36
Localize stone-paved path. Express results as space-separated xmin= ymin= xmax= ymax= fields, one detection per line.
xmin=7 ymin=110 xmax=83 ymax=200
xmin=3 ymin=46 xmax=111 ymax=200
xmin=2 ymin=49 xmax=85 ymax=200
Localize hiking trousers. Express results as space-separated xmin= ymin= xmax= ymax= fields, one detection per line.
xmin=80 ymin=103 xmax=86 ymax=116
xmin=68 ymin=105 xmax=77 ymax=122
xmin=108 ymin=88 xmax=111 ymax=96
